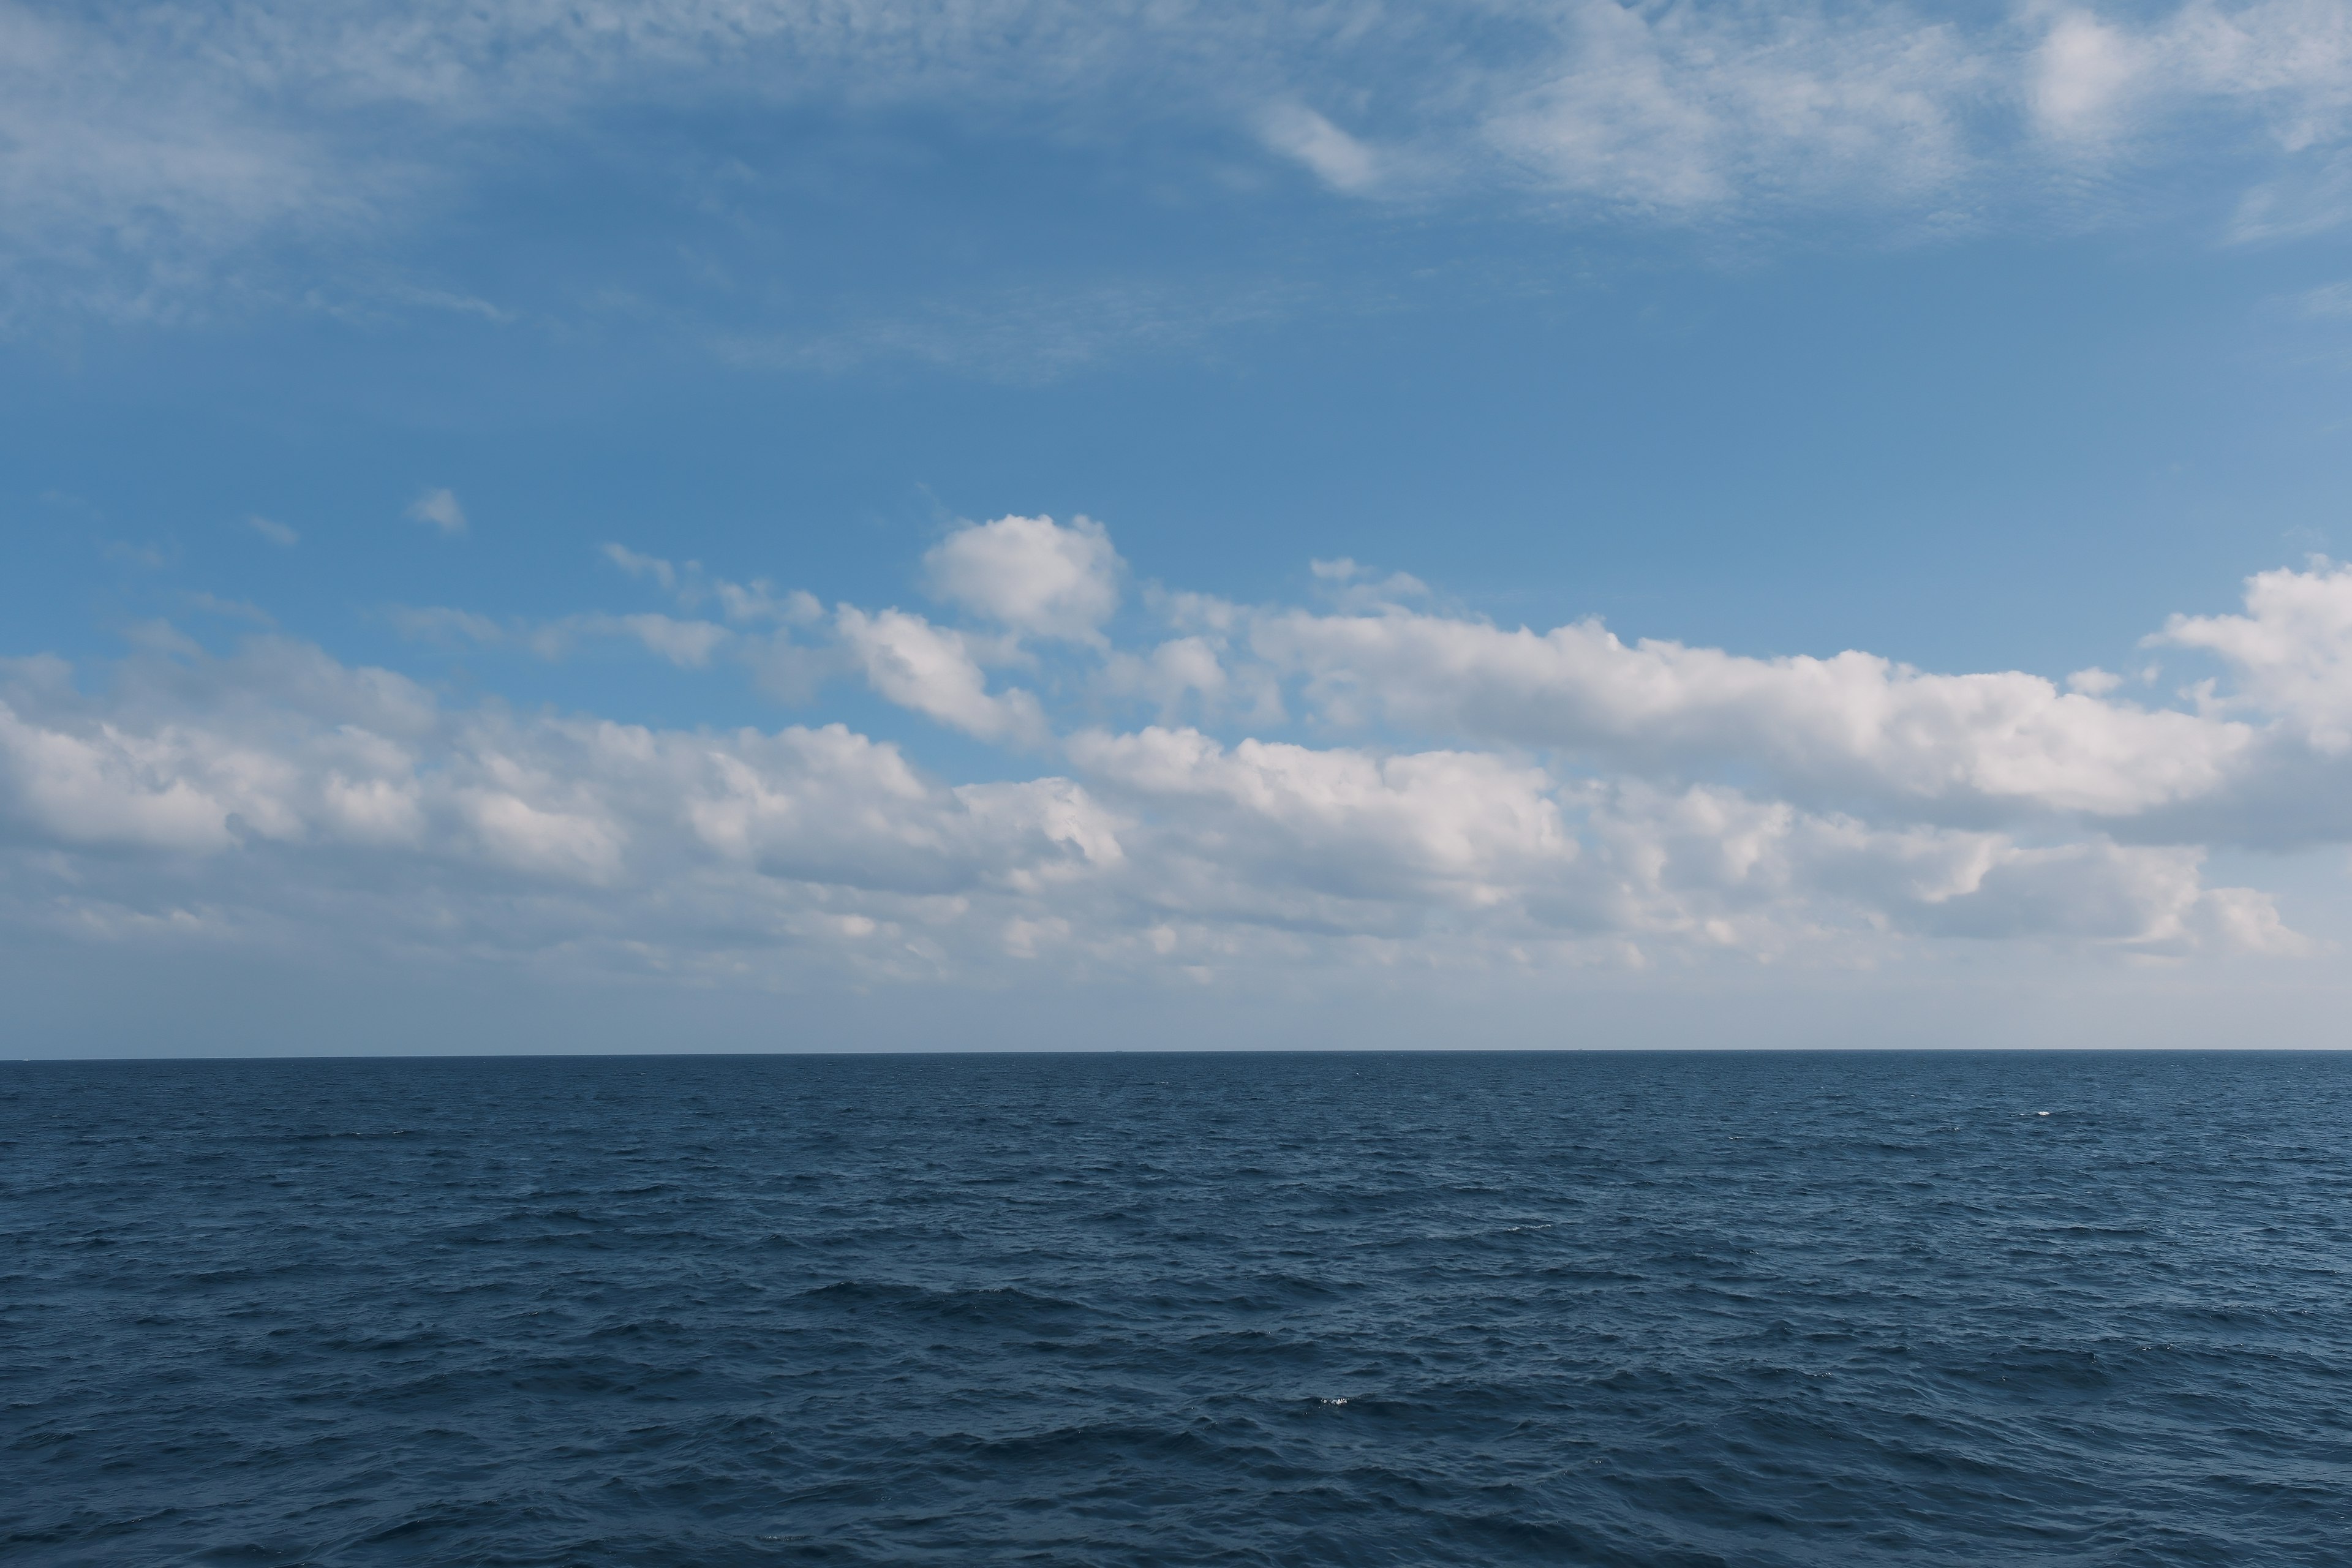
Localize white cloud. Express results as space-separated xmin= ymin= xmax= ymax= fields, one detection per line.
xmin=1058 ymin=730 xmax=2297 ymax=954
xmin=0 ymin=639 xmax=431 ymax=855
xmin=0 ymin=699 xmax=252 ymax=853
xmin=13 ymin=531 xmax=2352 ymax=1033
xmin=1261 ymin=104 xmax=1380 ymax=192
xmin=603 ymin=541 xmax=680 ymax=594
xmin=1097 ymin=636 xmax=1231 ymax=724
xmin=1581 ymin=779 xmax=2302 ymax=956
xmin=406 ymin=487 xmax=467 ymax=536
xmin=1072 ymin=725 xmax=1575 ymax=913
xmin=617 ymin=614 xmax=731 ymax=668
xmin=1310 ymin=557 xmax=1430 ymax=612
xmin=2032 ymin=12 xmax=2149 ymax=143
xmin=247 ymin=514 xmax=298 ymax=546
xmin=0 ymin=646 xmax=1146 ymax=990
xmin=1251 ymin=605 xmax=2250 ymax=821
xmin=720 ymin=581 xmax=820 ymax=625
xmin=21 ymin=0 xmax=2352 ymax=330
xmin=2303 ymin=279 xmax=2352 ymax=317
xmin=2155 ymin=559 xmax=2352 ymax=751
xmin=458 ymin=781 xmax=625 ymax=884
xmin=837 ymin=605 xmax=1049 ymax=744
xmin=2036 ymin=1 xmax=2352 ymax=148
xmin=924 ymin=514 xmax=1121 ymax=641
xmin=1483 ymin=0 xmax=1977 ymax=215
xmin=4 ymin=637 xmax=2295 ymax=989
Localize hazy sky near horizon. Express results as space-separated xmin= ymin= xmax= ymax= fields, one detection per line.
xmin=9 ymin=0 xmax=2352 ymax=1053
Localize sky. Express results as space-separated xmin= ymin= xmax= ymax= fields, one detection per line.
xmin=7 ymin=0 xmax=2352 ymax=1054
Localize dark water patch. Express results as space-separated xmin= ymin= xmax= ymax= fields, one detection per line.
xmin=2 ymin=1050 xmax=2350 ymax=1565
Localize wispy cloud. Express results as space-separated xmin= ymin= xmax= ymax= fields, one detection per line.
xmin=389 ymin=603 xmax=733 ymax=666
xmin=2297 ymin=279 xmax=2352 ymax=318
xmin=405 ymin=488 xmax=467 ymax=537
xmin=716 ymin=279 xmax=1301 ymax=382
xmin=600 ymin=542 xmax=819 ymax=625
xmin=183 ymin=591 xmax=274 ymax=627
xmin=15 ymin=2 xmax=2351 ymax=333
xmin=1261 ymin=104 xmax=1382 ymax=193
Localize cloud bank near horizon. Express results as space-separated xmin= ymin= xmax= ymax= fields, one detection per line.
xmin=6 ymin=513 xmax=2348 ymax=1007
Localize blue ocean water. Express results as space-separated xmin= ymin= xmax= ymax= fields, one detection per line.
xmin=4 ymin=1051 xmax=2350 ymax=1566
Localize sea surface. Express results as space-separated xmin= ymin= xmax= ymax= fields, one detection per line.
xmin=4 ymin=1051 xmax=2350 ymax=1566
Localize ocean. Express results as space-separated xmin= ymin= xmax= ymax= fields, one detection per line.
xmin=5 ymin=1051 xmax=2348 ymax=1566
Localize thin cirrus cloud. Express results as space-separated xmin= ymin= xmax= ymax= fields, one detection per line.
xmin=6 ymin=512 xmax=2350 ymax=1008
xmin=387 ymin=604 xmax=732 ymax=668
xmin=1259 ymin=104 xmax=1383 ymax=193
xmin=6 ymin=2 xmax=2352 ymax=326
xmin=601 ymin=541 xmax=821 ymax=626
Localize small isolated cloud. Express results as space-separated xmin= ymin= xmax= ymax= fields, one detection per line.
xmin=104 ymin=540 xmax=171 ymax=570
xmin=406 ymin=488 xmax=467 ymax=537
xmin=246 ymin=514 xmax=298 ymax=547
xmin=924 ymin=514 xmax=1121 ymax=641
xmin=184 ymin=592 xmax=273 ymax=627
xmin=1261 ymin=104 xmax=1380 ymax=192
xmin=2304 ymin=281 xmax=2352 ymax=318
xmin=388 ymin=605 xmax=506 ymax=647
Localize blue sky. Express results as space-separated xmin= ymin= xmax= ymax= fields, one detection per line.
xmin=8 ymin=0 xmax=2352 ymax=1052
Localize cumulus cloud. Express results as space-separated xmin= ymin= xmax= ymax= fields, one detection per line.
xmin=0 ymin=640 xmax=1124 ymax=970
xmin=2155 ymin=559 xmax=2352 ymax=751
xmin=1097 ymin=636 xmax=1233 ymax=725
xmin=1058 ymin=728 xmax=2297 ymax=955
xmin=837 ymin=605 xmax=1049 ymax=744
xmin=10 ymin=533 xmax=2352 ymax=1002
xmin=0 ymin=650 xmax=2284 ymax=994
xmin=1073 ymin=725 xmax=1575 ymax=914
xmin=923 ymin=514 xmax=1121 ymax=641
xmin=1250 ymin=605 xmax=2250 ymax=821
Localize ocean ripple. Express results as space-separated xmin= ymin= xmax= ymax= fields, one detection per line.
xmin=4 ymin=1050 xmax=2350 ymax=1566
